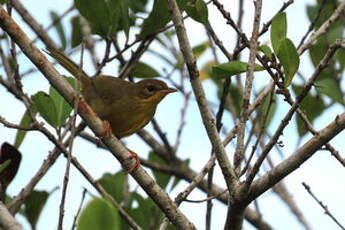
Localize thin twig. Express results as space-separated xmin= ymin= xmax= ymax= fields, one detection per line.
xmin=245 ymin=40 xmax=345 ymax=187
xmin=173 ymin=91 xmax=191 ymax=152
xmin=0 ymin=7 xmax=195 ymax=228
xmin=92 ymin=39 xmax=111 ymax=77
xmin=302 ymin=182 xmax=345 ymax=230
xmin=297 ymin=0 xmax=327 ymax=50
xmin=71 ymin=189 xmax=87 ymax=230
xmin=166 ymin=0 xmax=237 ymax=193
xmin=58 ymin=44 xmax=84 ymax=230
xmin=298 ymin=0 xmax=345 ymax=55
xmin=234 ymin=0 xmax=262 ymax=173
xmin=118 ymin=36 xmax=155 ymax=79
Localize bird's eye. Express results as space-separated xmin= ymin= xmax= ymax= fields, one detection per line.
xmin=146 ymin=85 xmax=156 ymax=92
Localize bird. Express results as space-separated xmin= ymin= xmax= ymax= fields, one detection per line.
xmin=45 ymin=48 xmax=176 ymax=172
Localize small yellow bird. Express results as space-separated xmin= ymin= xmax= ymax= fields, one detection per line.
xmin=46 ymin=48 xmax=176 ymax=171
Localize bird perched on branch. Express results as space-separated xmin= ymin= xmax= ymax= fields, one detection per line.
xmin=46 ymin=48 xmax=176 ymax=172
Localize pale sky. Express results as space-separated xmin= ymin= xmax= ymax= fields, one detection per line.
xmin=1 ymin=0 xmax=345 ymax=229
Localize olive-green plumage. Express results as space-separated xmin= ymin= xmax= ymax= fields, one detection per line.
xmin=46 ymin=48 xmax=176 ymax=138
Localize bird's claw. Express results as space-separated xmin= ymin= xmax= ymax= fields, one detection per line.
xmin=100 ymin=120 xmax=112 ymax=139
xmin=127 ymin=149 xmax=140 ymax=173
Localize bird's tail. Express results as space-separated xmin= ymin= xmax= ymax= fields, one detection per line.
xmin=45 ymin=48 xmax=91 ymax=88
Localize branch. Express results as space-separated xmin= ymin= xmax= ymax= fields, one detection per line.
xmin=247 ymin=112 xmax=345 ymax=202
xmin=298 ymin=0 xmax=345 ymax=55
xmin=245 ymin=40 xmax=345 ymax=187
xmin=234 ymin=0 xmax=262 ymax=172
xmin=0 ymin=201 xmax=22 ymax=230
xmin=11 ymin=0 xmax=59 ymax=50
xmin=0 ymin=6 xmax=195 ymax=229
xmin=302 ymin=182 xmax=345 ymax=230
xmin=165 ymin=0 xmax=238 ymax=193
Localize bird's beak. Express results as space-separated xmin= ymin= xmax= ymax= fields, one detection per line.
xmin=161 ymin=88 xmax=177 ymax=95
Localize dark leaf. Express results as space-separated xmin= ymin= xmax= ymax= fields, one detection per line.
xmin=78 ymin=198 xmax=120 ymax=230
xmin=257 ymin=91 xmax=276 ymax=128
xmin=50 ymin=11 xmax=67 ymax=50
xmin=74 ymin=0 xmax=117 ymax=37
xmin=127 ymin=193 xmax=158 ymax=227
xmin=149 ymin=152 xmax=171 ymax=189
xmin=315 ymin=69 xmax=343 ymax=104
xmin=31 ymin=91 xmax=58 ymax=128
xmin=98 ymin=172 xmax=125 ymax=203
xmin=309 ymin=36 xmax=328 ymax=67
xmin=23 ymin=190 xmax=50 ymax=230
xmin=14 ymin=105 xmax=37 ymax=148
xmin=139 ymin=0 xmax=171 ymax=38
xmin=185 ymin=0 xmax=208 ymax=24
xmin=129 ymin=0 xmax=147 ymax=13
xmin=258 ymin=45 xmax=273 ymax=59
xmin=276 ymin=38 xmax=299 ymax=87
xmin=271 ymin=12 xmax=287 ymax=53
xmin=49 ymin=76 xmax=75 ymax=127
xmin=71 ymin=16 xmax=83 ymax=48
xmin=117 ymin=0 xmax=130 ymax=37
xmin=170 ymin=159 xmax=189 ymax=191
xmin=335 ymin=48 xmax=345 ymax=71
xmin=212 ymin=61 xmax=264 ymax=79
xmin=0 ymin=143 xmax=22 ymax=191
xmin=130 ymin=62 xmax=160 ymax=78
xmin=292 ymin=84 xmax=326 ymax=136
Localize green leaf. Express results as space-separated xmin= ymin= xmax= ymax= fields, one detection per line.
xmin=212 ymin=61 xmax=264 ymax=79
xmin=271 ymin=12 xmax=287 ymax=54
xmin=127 ymin=193 xmax=158 ymax=227
xmin=117 ymin=0 xmax=130 ymax=37
xmin=71 ymin=16 xmax=83 ymax=48
xmin=98 ymin=172 xmax=125 ymax=203
xmin=335 ymin=48 xmax=345 ymax=71
xmin=49 ymin=76 xmax=75 ymax=127
xmin=315 ymin=69 xmax=343 ymax=104
xmin=276 ymin=38 xmax=299 ymax=87
xmin=78 ymin=198 xmax=120 ymax=230
xmin=257 ymin=91 xmax=276 ymax=128
xmin=139 ymin=0 xmax=171 ymax=38
xmin=50 ymin=11 xmax=67 ymax=50
xmin=23 ymin=190 xmax=50 ymax=230
xmin=192 ymin=41 xmax=210 ymax=59
xmin=74 ymin=0 xmax=118 ymax=37
xmin=292 ymin=84 xmax=326 ymax=136
xmin=309 ymin=36 xmax=328 ymax=67
xmin=31 ymin=92 xmax=58 ymax=128
xmin=185 ymin=0 xmax=208 ymax=24
xmin=199 ymin=60 xmax=216 ymax=81
xmin=170 ymin=159 xmax=189 ymax=191
xmin=14 ymin=106 xmax=37 ymax=148
xmin=130 ymin=62 xmax=160 ymax=78
xmin=149 ymin=152 xmax=171 ymax=189
xmin=129 ymin=0 xmax=147 ymax=13
xmin=258 ymin=45 xmax=273 ymax=59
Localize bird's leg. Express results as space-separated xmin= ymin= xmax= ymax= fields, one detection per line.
xmin=127 ymin=148 xmax=140 ymax=173
xmin=96 ymin=120 xmax=113 ymax=147
xmin=100 ymin=120 xmax=113 ymax=139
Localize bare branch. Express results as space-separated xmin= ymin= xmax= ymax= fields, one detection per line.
xmin=0 ymin=201 xmax=22 ymax=230
xmin=165 ymin=0 xmax=237 ymax=194
xmin=0 ymin=6 xmax=195 ymax=229
xmin=302 ymin=182 xmax=345 ymax=230
xmin=298 ymin=0 xmax=345 ymax=55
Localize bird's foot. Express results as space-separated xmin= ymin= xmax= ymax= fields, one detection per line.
xmin=127 ymin=149 xmax=140 ymax=173
xmin=100 ymin=120 xmax=112 ymax=139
